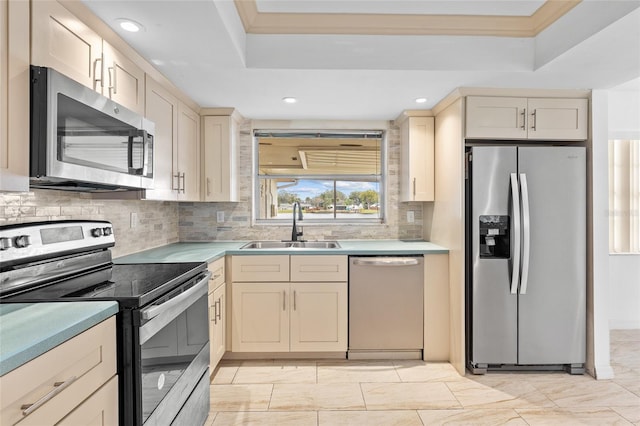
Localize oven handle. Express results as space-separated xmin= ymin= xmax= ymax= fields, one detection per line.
xmin=139 ymin=271 xmax=211 ymax=345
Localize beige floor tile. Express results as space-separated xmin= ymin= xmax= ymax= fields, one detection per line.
xmin=418 ymin=408 xmax=527 ymax=425
xmin=517 ymin=407 xmax=634 ymax=425
xmin=269 ymin=383 xmax=365 ymax=410
xmin=612 ymin=405 xmax=640 ymax=425
xmin=615 ymin=378 xmax=640 ymax=397
xmin=210 ymin=384 xmax=273 ymax=411
xmin=610 ymin=329 xmax=640 ymax=342
xmin=317 ymin=360 xmax=401 ymax=383
xmin=233 ymin=360 xmax=317 ymax=384
xmin=392 ymin=361 xmax=465 ymax=382
xmin=446 ymin=378 xmax=556 ymax=409
xmin=319 ymin=409 xmax=423 ymax=425
xmin=361 ymin=382 xmax=461 ymax=410
xmin=212 ymin=411 xmax=317 ymax=425
xmin=203 ymin=411 xmax=217 ymax=426
xmin=532 ymin=380 xmax=640 ymax=408
xmin=212 ymin=362 xmax=241 ymax=384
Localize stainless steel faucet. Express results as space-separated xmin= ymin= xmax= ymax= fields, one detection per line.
xmin=291 ymin=201 xmax=304 ymax=241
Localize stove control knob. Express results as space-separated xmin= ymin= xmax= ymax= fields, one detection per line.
xmin=102 ymin=227 xmax=113 ymax=236
xmin=0 ymin=237 xmax=13 ymax=250
xmin=91 ymin=228 xmax=104 ymax=237
xmin=14 ymin=235 xmax=31 ymax=248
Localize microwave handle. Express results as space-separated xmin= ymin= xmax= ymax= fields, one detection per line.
xmin=127 ymin=130 xmax=149 ymax=175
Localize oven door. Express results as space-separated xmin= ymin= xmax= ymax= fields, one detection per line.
xmin=138 ymin=271 xmax=211 ymax=424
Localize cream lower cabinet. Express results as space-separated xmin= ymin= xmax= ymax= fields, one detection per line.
xmin=208 ymin=257 xmax=226 ymax=371
xmin=0 ymin=317 xmax=118 ymax=426
xmin=231 ymin=255 xmax=348 ymax=353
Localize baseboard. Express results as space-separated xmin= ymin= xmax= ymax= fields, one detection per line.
xmin=593 ymin=363 xmax=615 ymax=380
xmin=609 ymin=320 xmax=640 ymax=329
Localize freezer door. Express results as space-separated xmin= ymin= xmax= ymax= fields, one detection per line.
xmin=469 ymin=146 xmax=518 ymax=364
xmin=517 ymin=147 xmax=586 ymax=365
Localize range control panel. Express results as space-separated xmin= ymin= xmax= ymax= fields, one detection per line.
xmin=0 ymin=220 xmax=115 ymax=265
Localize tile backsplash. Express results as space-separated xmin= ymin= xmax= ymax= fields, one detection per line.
xmin=0 ymin=119 xmax=423 ymax=256
xmin=0 ymin=190 xmax=178 ymax=258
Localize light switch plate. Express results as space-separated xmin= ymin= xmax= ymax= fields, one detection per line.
xmin=130 ymin=212 xmax=139 ymax=228
xmin=217 ymin=211 xmax=225 ymax=223
xmin=407 ymin=211 xmax=414 ymax=223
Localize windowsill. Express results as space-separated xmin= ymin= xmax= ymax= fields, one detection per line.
xmin=253 ymin=219 xmax=385 ymax=227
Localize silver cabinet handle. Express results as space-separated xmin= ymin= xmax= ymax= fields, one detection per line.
xmin=520 ymin=109 xmax=526 ymax=130
xmin=519 ymin=173 xmax=531 ymax=294
xmin=108 ymin=66 xmax=117 ymax=96
xmin=21 ymin=376 xmax=78 ymax=416
xmin=207 ymin=178 xmax=211 ymax=196
xmin=93 ymin=57 xmax=102 ymax=89
xmin=293 ymin=290 xmax=297 ymax=311
xmin=179 ymin=172 xmax=186 ymax=193
xmin=531 ymin=109 xmax=537 ymax=131
xmin=172 ymin=173 xmax=180 ymax=191
xmin=282 ymin=290 xmax=286 ymax=311
xmin=510 ymin=173 xmax=521 ymax=295
xmin=215 ymin=298 xmax=222 ymax=321
xmin=210 ymin=304 xmax=216 ymax=324
xmin=412 ymin=177 xmax=416 ymax=198
xmin=352 ymin=257 xmax=419 ymax=266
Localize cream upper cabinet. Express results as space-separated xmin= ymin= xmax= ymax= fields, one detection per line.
xmin=31 ymin=1 xmax=144 ymax=114
xmin=202 ymin=114 xmax=240 ymax=202
xmin=230 ymin=255 xmax=348 ymax=353
xmin=466 ymin=96 xmax=588 ymax=141
xmin=144 ymin=77 xmax=200 ymax=201
xmin=31 ymin=0 xmax=102 ymax=90
xmin=400 ymin=116 xmax=435 ymax=202
xmin=0 ymin=0 xmax=29 ymax=191
xmin=101 ymin=41 xmax=145 ymax=114
xmin=0 ymin=317 xmax=117 ymax=426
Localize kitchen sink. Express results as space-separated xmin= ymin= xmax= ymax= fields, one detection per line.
xmin=241 ymin=241 xmax=341 ymax=249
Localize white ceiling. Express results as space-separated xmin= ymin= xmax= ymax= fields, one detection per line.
xmin=81 ymin=0 xmax=640 ymax=120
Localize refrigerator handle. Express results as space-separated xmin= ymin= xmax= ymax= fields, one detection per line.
xmin=519 ymin=173 xmax=531 ymax=294
xmin=510 ymin=173 xmax=521 ymax=295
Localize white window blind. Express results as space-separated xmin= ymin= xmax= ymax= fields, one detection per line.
xmin=609 ymin=139 xmax=640 ymax=253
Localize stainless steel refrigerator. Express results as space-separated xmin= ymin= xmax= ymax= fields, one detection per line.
xmin=465 ymin=145 xmax=586 ymax=374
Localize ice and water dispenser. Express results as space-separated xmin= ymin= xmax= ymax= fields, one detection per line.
xmin=479 ymin=215 xmax=510 ymax=258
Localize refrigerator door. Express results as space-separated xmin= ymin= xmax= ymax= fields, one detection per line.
xmin=517 ymin=146 xmax=586 ymax=364
xmin=470 ymin=146 xmax=518 ymax=364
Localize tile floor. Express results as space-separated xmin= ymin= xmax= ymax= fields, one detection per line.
xmin=205 ymin=330 xmax=640 ymax=425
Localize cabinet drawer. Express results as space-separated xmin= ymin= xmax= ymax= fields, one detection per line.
xmin=290 ymin=255 xmax=348 ymax=282
xmin=0 ymin=317 xmax=117 ymax=426
xmin=208 ymin=257 xmax=226 ymax=292
xmin=57 ymin=375 xmax=118 ymax=426
xmin=231 ymin=255 xmax=290 ymax=282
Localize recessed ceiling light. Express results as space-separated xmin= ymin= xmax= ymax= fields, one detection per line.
xmin=117 ymin=19 xmax=144 ymax=33
xmin=415 ymin=97 xmax=428 ymax=104
xmin=282 ymin=97 xmax=297 ymax=104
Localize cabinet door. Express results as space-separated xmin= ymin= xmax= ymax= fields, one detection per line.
xmin=31 ymin=0 xmax=102 ymax=90
xmin=102 ymin=41 xmax=145 ymax=115
xmin=144 ymin=76 xmax=178 ymax=200
xmin=202 ymin=115 xmax=238 ymax=202
xmin=0 ymin=0 xmax=29 ymax=191
xmin=400 ymin=116 xmax=435 ymax=201
xmin=465 ymin=96 xmax=528 ymax=139
xmin=177 ymin=102 xmax=201 ymax=201
xmin=57 ymin=376 xmax=118 ymax=426
xmin=211 ymin=283 xmax=226 ymax=368
xmin=527 ymin=98 xmax=588 ymax=140
xmin=290 ymin=282 xmax=348 ymax=352
xmin=231 ymin=282 xmax=289 ymax=352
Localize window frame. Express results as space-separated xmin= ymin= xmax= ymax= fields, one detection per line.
xmin=252 ymin=130 xmax=387 ymax=226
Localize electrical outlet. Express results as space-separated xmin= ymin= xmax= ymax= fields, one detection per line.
xmin=217 ymin=211 xmax=225 ymax=223
xmin=130 ymin=212 xmax=139 ymax=228
xmin=407 ymin=211 xmax=415 ymax=223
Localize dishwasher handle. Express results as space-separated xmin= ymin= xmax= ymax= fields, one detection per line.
xmin=352 ymin=257 xmax=419 ymax=266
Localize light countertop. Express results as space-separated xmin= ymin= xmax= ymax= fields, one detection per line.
xmin=115 ymin=240 xmax=448 ymax=264
xmin=0 ymin=301 xmax=119 ymax=376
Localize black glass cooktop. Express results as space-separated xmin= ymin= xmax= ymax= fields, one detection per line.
xmin=2 ymin=262 xmax=207 ymax=309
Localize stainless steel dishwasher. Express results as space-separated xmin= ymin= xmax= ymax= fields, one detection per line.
xmin=348 ymin=256 xmax=424 ymax=359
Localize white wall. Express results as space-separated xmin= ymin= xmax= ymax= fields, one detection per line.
xmin=608 ymin=83 xmax=640 ymax=330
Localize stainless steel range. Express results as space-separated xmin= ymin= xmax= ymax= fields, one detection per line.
xmin=0 ymin=220 xmax=211 ymax=425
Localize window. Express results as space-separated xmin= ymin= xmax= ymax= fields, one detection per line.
xmin=254 ymin=130 xmax=384 ymax=223
xmin=609 ymin=139 xmax=640 ymax=253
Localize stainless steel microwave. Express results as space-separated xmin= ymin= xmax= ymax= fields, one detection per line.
xmin=30 ymin=66 xmax=154 ymax=191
